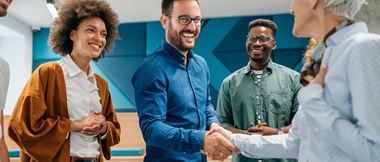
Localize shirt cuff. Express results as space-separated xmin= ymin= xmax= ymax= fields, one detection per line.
xmin=99 ymin=127 xmax=109 ymax=140
xmin=192 ymin=130 xmax=207 ymax=152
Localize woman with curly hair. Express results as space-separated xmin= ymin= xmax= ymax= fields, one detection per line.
xmin=8 ymin=0 xmax=120 ymax=161
xmin=299 ymin=38 xmax=318 ymax=86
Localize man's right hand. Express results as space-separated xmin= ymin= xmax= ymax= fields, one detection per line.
xmin=202 ymin=128 xmax=239 ymax=161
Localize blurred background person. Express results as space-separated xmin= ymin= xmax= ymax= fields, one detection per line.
xmin=0 ymin=0 xmax=14 ymax=161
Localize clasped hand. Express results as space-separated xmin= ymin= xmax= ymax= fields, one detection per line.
xmin=202 ymin=126 xmax=240 ymax=161
xmin=72 ymin=111 xmax=107 ymax=136
xmin=247 ymin=123 xmax=278 ymax=135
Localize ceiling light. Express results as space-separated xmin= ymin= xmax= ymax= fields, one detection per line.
xmin=46 ymin=0 xmax=58 ymax=19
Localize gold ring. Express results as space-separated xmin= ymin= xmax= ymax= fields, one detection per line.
xmin=219 ymin=153 xmax=223 ymax=157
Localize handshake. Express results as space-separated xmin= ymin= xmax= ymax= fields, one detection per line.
xmin=201 ymin=125 xmax=240 ymax=161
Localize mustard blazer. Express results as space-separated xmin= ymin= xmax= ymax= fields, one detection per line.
xmin=8 ymin=62 xmax=121 ymax=161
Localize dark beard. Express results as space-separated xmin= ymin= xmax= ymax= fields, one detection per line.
xmin=168 ymin=35 xmax=193 ymax=52
xmin=167 ymin=23 xmax=196 ymax=52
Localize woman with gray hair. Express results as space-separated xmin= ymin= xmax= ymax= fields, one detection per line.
xmin=208 ymin=0 xmax=380 ymax=161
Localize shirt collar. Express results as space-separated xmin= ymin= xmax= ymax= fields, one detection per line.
xmin=243 ymin=59 xmax=274 ymax=74
xmin=326 ymin=22 xmax=368 ymax=47
xmin=61 ymin=55 xmax=95 ymax=81
xmin=161 ymin=39 xmax=194 ymax=63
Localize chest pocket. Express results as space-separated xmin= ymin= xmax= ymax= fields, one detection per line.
xmin=266 ymin=92 xmax=292 ymax=114
xmin=265 ymin=92 xmax=293 ymax=126
xmin=267 ymin=93 xmax=293 ymax=114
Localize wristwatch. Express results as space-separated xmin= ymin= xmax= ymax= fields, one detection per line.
xmin=277 ymin=128 xmax=284 ymax=135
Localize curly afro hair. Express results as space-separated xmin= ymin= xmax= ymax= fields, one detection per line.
xmin=48 ymin=0 xmax=119 ymax=62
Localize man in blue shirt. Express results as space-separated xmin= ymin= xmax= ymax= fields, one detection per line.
xmin=209 ymin=0 xmax=380 ymax=161
xmin=132 ymin=0 xmax=239 ymax=161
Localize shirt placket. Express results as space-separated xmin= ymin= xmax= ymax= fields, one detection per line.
xmin=186 ymin=60 xmax=201 ymax=130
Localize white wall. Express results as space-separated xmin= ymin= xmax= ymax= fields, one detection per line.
xmin=0 ymin=15 xmax=33 ymax=115
xmin=355 ymin=0 xmax=380 ymax=34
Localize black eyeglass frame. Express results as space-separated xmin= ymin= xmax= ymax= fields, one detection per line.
xmin=246 ymin=35 xmax=274 ymax=44
xmin=166 ymin=15 xmax=204 ymax=26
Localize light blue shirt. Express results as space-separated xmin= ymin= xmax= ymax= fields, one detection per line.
xmin=230 ymin=22 xmax=380 ymax=161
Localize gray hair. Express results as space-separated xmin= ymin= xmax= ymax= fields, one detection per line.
xmin=323 ymin=0 xmax=367 ymax=20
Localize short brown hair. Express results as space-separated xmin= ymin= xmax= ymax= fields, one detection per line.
xmin=48 ymin=0 xmax=119 ymax=62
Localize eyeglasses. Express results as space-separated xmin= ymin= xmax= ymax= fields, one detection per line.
xmin=167 ymin=15 xmax=204 ymax=26
xmin=246 ymin=35 xmax=274 ymax=44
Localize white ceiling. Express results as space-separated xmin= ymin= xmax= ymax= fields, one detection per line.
xmin=7 ymin=0 xmax=293 ymax=28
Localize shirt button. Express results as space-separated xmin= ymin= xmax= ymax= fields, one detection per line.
xmin=256 ymin=96 xmax=259 ymax=99
xmin=254 ymin=81 xmax=258 ymax=84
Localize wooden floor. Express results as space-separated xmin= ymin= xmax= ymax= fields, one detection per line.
xmin=4 ymin=112 xmax=231 ymax=162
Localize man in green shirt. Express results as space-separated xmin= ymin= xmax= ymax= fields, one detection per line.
xmin=216 ymin=19 xmax=302 ymax=162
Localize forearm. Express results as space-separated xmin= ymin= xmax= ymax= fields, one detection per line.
xmin=230 ymin=134 xmax=299 ymax=159
xmin=8 ymin=113 xmax=71 ymax=158
xmin=0 ymin=138 xmax=9 ymax=162
xmin=70 ymin=120 xmax=81 ymax=132
xmin=226 ymin=126 xmax=249 ymax=134
xmin=0 ymin=112 xmax=9 ymax=161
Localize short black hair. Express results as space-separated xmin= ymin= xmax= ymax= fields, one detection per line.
xmin=248 ymin=19 xmax=277 ymax=38
xmin=161 ymin=0 xmax=199 ymax=15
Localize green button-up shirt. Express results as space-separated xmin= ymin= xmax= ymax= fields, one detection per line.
xmin=217 ymin=60 xmax=302 ymax=162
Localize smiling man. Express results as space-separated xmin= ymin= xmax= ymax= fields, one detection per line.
xmin=132 ymin=0 xmax=239 ymax=161
xmin=216 ymin=19 xmax=301 ymax=162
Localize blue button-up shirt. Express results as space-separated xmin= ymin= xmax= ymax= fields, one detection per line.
xmin=230 ymin=22 xmax=380 ymax=161
xmin=132 ymin=39 xmax=219 ymax=162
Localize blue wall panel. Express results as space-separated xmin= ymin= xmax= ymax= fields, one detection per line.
xmin=110 ymin=23 xmax=146 ymax=56
xmin=272 ymin=49 xmax=304 ymax=69
xmin=96 ymin=56 xmax=144 ymax=105
xmin=195 ymin=17 xmax=241 ymax=93
xmin=146 ymin=21 xmax=165 ymax=55
xmin=33 ymin=28 xmax=60 ymax=61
